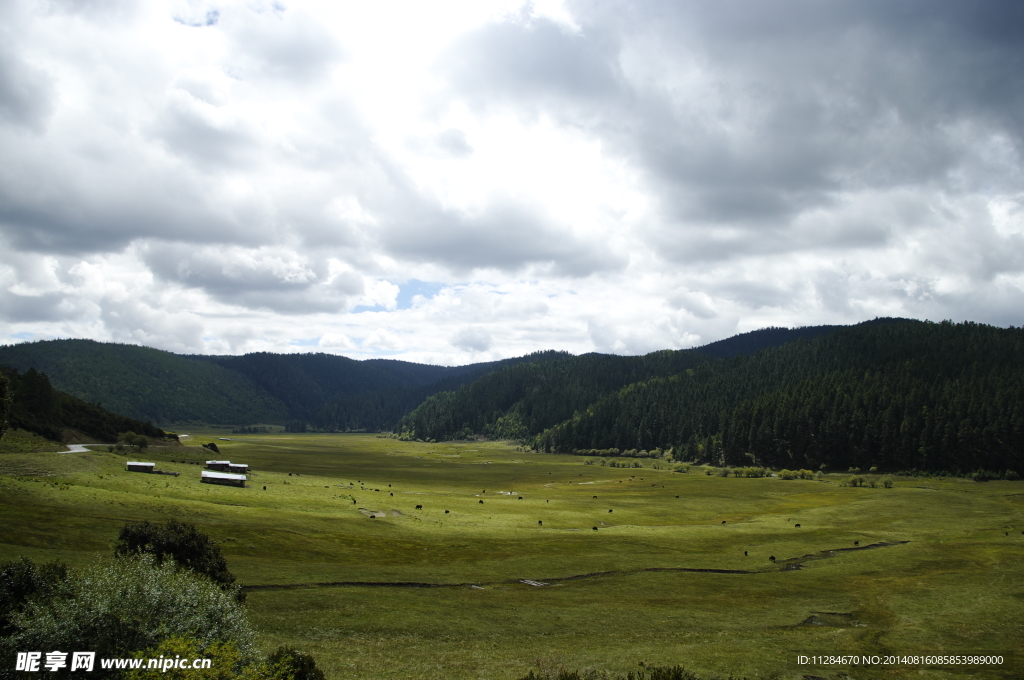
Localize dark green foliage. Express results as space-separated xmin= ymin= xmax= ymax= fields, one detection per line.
xmin=535 ymin=320 xmax=1024 ymax=474
xmin=0 ymin=339 xmax=562 ymax=428
xmin=0 ymin=339 xmax=288 ymax=424
xmin=0 ymin=367 xmax=167 ymax=443
xmin=694 ymin=324 xmax=846 ymax=358
xmin=0 ymin=557 xmax=254 ymax=679
xmin=196 ymin=352 xmax=423 ymax=423
xmin=393 ymin=326 xmax=859 ymax=443
xmin=115 ymin=520 xmax=236 ymax=591
xmin=0 ymin=558 xmax=70 ymax=637
xmin=203 ymin=442 xmax=221 ymax=453
xmin=267 ymin=646 xmax=327 ymax=680
xmin=313 ymin=351 xmax=572 ymax=432
xmin=396 ymin=350 xmax=710 ymax=442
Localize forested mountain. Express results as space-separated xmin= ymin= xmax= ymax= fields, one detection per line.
xmin=396 ymin=350 xmax=713 ymax=441
xmin=393 ymin=323 xmax=863 ymax=442
xmin=536 ymin=320 xmax=1024 ymax=474
xmin=312 ymin=351 xmax=571 ymax=432
xmin=695 ymin=324 xmax=846 ymax=358
xmin=0 ymin=340 xmax=289 ymax=425
xmin=191 ymin=352 xmax=442 ymax=423
xmin=0 ymin=340 xmax=568 ymax=428
xmin=0 ymin=367 xmax=167 ymax=443
xmin=0 ymin=339 xmax=577 ymax=428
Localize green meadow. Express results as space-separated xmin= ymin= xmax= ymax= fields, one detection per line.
xmin=1 ymin=432 xmax=1022 ymax=679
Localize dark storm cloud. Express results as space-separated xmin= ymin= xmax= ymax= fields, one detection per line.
xmin=440 ymin=0 xmax=1024 ymax=262
xmin=439 ymin=12 xmax=622 ymax=110
xmin=0 ymin=162 xmax=268 ymax=255
xmin=0 ymin=44 xmax=53 ymax=131
xmin=141 ymin=242 xmax=363 ymax=314
xmin=0 ymin=291 xmax=75 ymax=323
xmin=379 ymin=200 xmax=623 ymax=275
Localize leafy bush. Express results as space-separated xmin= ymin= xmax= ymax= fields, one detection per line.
xmin=778 ymin=469 xmax=797 ymax=480
xmin=881 ymin=476 xmax=894 ymax=488
xmin=843 ymin=475 xmax=867 ymax=487
xmin=124 ymin=636 xmax=260 ymax=680
xmin=115 ymin=520 xmax=239 ymax=595
xmin=1005 ymin=470 xmax=1021 ymax=481
xmin=0 ymin=557 xmax=255 ymax=675
xmin=0 ymin=558 xmax=70 ymax=637
xmin=716 ymin=467 xmax=731 ymax=477
xmin=266 ymin=646 xmax=327 ymax=680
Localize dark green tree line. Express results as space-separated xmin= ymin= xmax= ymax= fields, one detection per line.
xmin=535 ymin=320 xmax=1024 ymax=474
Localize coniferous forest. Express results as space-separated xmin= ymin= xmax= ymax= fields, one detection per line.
xmin=534 ymin=320 xmax=1024 ymax=473
xmin=0 ymin=367 xmax=167 ymax=443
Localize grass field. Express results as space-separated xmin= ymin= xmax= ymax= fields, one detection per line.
xmin=1 ymin=432 xmax=1022 ymax=679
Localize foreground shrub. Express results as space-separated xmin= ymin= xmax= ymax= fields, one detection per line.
xmin=115 ymin=519 xmax=241 ymax=597
xmin=0 ymin=558 xmax=70 ymax=637
xmin=124 ymin=636 xmax=257 ymax=680
xmin=267 ymin=646 xmax=327 ymax=680
xmin=0 ymin=556 xmax=255 ymax=675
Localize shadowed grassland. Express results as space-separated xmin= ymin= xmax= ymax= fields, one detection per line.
xmin=1 ymin=433 xmax=1022 ymax=679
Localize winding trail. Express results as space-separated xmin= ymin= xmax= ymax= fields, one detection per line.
xmin=241 ymin=540 xmax=909 ymax=592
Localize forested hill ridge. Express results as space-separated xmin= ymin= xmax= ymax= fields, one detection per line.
xmin=535 ymin=320 xmax=1024 ymax=474
xmin=0 ymin=339 xmax=567 ymax=427
xmin=0 ymin=366 xmax=168 ymax=443
xmin=0 ymin=323 xmax=858 ymax=429
xmin=0 ymin=339 xmax=290 ymax=425
xmin=393 ymin=323 xmax=881 ymax=442
xmin=310 ymin=350 xmax=572 ymax=432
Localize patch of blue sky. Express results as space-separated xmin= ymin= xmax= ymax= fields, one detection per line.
xmin=396 ymin=280 xmax=444 ymax=310
xmin=11 ymin=332 xmax=35 ymax=339
xmin=351 ymin=304 xmax=389 ymax=313
xmin=288 ymin=337 xmax=320 ymax=346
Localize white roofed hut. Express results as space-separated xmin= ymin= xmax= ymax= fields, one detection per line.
xmin=201 ymin=470 xmax=247 ymax=488
xmin=205 ymin=460 xmax=231 ymax=471
xmin=127 ymin=462 xmax=155 ymax=473
xmin=228 ymin=463 xmax=249 ymax=474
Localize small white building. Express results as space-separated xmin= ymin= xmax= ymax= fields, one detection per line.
xmin=228 ymin=463 xmax=249 ymax=474
xmin=126 ymin=462 xmax=155 ymax=473
xmin=201 ymin=470 xmax=247 ymax=488
xmin=206 ymin=460 xmax=231 ymax=471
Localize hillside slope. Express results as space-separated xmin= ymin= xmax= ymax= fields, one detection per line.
xmin=393 ymin=323 xmax=861 ymax=442
xmin=1 ymin=367 xmax=167 ymax=443
xmin=313 ymin=351 xmax=572 ymax=432
xmin=538 ymin=320 xmax=1024 ymax=474
xmin=0 ymin=340 xmax=288 ymax=425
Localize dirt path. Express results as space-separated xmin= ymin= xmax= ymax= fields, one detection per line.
xmin=241 ymin=540 xmax=910 ymax=592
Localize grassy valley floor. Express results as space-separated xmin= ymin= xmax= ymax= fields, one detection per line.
xmin=1 ymin=432 xmax=1021 ymax=679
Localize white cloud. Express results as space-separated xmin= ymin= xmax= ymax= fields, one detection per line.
xmin=1 ymin=0 xmax=1023 ymax=361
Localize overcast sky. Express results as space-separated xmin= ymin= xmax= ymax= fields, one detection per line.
xmin=1 ymin=0 xmax=1022 ymax=364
